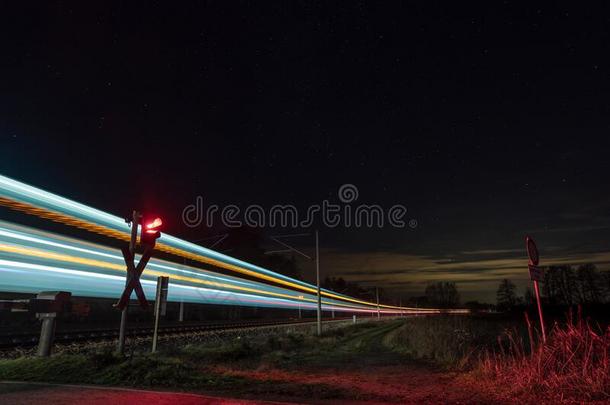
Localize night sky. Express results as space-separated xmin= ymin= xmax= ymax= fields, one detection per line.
xmin=2 ymin=2 xmax=610 ymax=303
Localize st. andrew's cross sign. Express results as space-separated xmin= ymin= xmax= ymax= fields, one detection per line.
xmin=115 ymin=245 xmax=154 ymax=310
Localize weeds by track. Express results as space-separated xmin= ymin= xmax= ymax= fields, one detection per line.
xmin=0 ymin=318 xmax=349 ymax=350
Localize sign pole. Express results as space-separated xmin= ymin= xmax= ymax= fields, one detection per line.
xmin=118 ymin=210 xmax=140 ymax=355
xmin=526 ymin=236 xmax=546 ymax=344
xmin=152 ymin=276 xmax=169 ymax=353
xmin=37 ymin=313 xmax=57 ymax=357
xmin=533 ymin=279 xmax=546 ymax=343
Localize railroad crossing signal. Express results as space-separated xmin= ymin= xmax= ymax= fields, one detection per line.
xmin=141 ymin=216 xmax=162 ymax=248
xmin=115 ymin=214 xmax=163 ymax=311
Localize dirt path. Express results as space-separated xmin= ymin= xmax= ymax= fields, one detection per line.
xmin=214 ymin=365 xmax=502 ymax=404
xmin=210 ymin=321 xmax=507 ymax=404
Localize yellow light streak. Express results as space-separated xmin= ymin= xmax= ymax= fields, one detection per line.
xmin=0 ymin=196 xmax=423 ymax=311
xmin=0 ymin=243 xmax=366 ymax=310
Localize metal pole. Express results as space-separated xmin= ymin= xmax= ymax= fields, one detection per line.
xmin=376 ymin=287 xmax=380 ymax=320
xmin=179 ymin=301 xmax=184 ymax=322
xmin=152 ymin=277 xmax=162 ymax=353
xmin=117 ymin=308 xmax=128 ymax=355
xmin=118 ymin=210 xmax=139 ymax=355
xmin=37 ymin=313 xmax=56 ymax=357
xmin=316 ymin=230 xmax=321 ymax=336
xmin=533 ymin=280 xmax=547 ymax=343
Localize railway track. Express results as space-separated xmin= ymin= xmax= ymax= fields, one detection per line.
xmin=0 ymin=317 xmax=348 ymax=349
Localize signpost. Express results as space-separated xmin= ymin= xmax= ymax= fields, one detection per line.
xmin=116 ymin=211 xmax=163 ymax=355
xmin=117 ymin=211 xmax=140 ymax=355
xmin=526 ymin=235 xmax=546 ymax=343
xmin=528 ymin=264 xmax=545 ymax=282
xmin=152 ymin=276 xmax=169 ymax=353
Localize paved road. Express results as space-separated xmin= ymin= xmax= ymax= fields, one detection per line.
xmin=0 ymin=381 xmax=291 ymax=405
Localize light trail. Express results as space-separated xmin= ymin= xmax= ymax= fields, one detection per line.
xmin=0 ymin=221 xmax=409 ymax=314
xmin=0 ymin=174 xmax=467 ymax=315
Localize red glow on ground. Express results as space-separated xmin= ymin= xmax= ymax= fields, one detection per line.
xmin=0 ymin=382 xmax=280 ymax=405
xmin=207 ymin=365 xmax=501 ymax=403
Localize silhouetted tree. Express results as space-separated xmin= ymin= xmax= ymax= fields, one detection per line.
xmin=557 ymin=265 xmax=578 ymax=305
xmin=424 ymin=282 xmax=460 ymax=308
xmin=496 ymin=279 xmax=517 ymax=310
xmin=464 ymin=300 xmax=493 ymax=312
xmin=576 ymin=263 xmax=602 ymax=304
xmin=543 ymin=265 xmax=578 ymax=305
xmin=322 ymin=277 xmax=371 ymax=300
xmin=540 ymin=263 xmax=610 ymax=305
xmin=602 ymin=271 xmax=610 ymax=303
xmin=322 ymin=276 xmax=348 ymax=292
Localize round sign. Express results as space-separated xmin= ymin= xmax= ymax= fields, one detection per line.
xmin=526 ymin=236 xmax=539 ymax=266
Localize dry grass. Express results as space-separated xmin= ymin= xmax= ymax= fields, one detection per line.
xmin=386 ymin=315 xmax=507 ymax=369
xmin=479 ymin=309 xmax=610 ymax=402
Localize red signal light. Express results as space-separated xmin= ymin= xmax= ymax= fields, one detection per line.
xmin=141 ymin=216 xmax=163 ymax=247
xmin=146 ymin=217 xmax=162 ymax=230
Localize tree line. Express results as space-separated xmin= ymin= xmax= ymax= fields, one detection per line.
xmin=496 ymin=263 xmax=610 ymax=310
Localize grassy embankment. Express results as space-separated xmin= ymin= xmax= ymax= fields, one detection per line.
xmin=1 ymin=315 xmax=608 ymax=402
xmin=0 ymin=321 xmax=406 ymax=401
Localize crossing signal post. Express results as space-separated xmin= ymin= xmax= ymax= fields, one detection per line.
xmin=116 ymin=212 xmax=163 ymax=355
